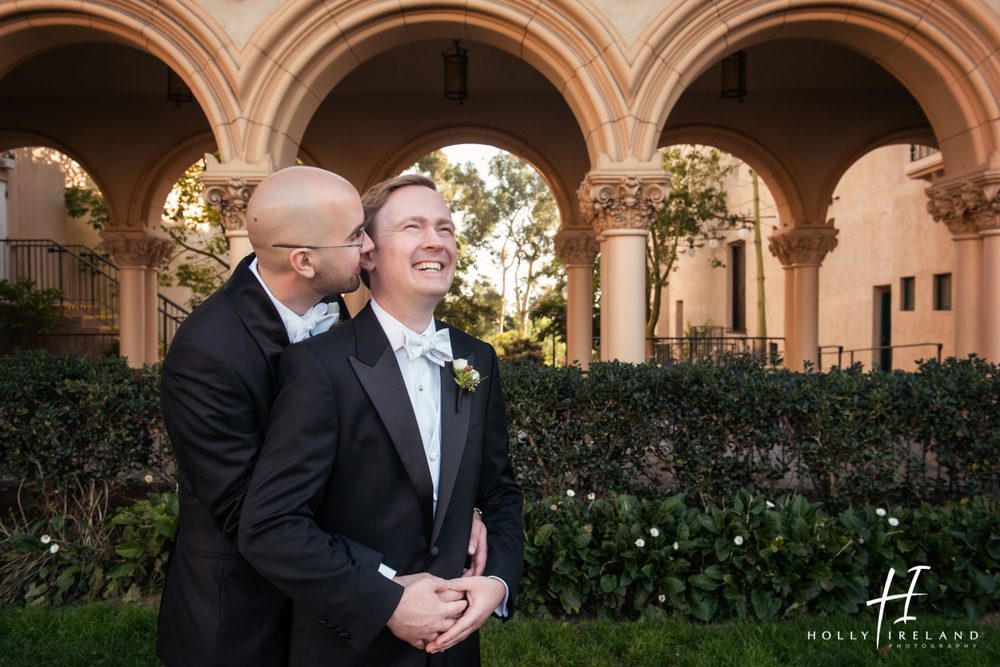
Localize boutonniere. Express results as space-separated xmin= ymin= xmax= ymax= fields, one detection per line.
xmin=452 ymin=358 xmax=485 ymax=411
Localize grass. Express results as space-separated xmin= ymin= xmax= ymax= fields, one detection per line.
xmin=0 ymin=603 xmax=995 ymax=666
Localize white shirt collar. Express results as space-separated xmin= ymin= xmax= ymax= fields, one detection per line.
xmin=370 ymin=298 xmax=435 ymax=351
xmin=249 ymin=257 xmax=317 ymax=341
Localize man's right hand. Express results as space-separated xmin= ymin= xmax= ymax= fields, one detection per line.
xmin=386 ymin=576 xmax=467 ymax=650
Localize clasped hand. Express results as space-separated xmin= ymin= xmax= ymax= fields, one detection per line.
xmin=387 ymin=574 xmax=505 ymax=653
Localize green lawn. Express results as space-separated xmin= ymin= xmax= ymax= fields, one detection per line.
xmin=0 ymin=603 xmax=995 ymax=666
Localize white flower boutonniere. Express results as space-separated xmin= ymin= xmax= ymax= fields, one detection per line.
xmin=452 ymin=358 xmax=485 ymax=411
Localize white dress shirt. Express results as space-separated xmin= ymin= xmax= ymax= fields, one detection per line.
xmin=249 ymin=258 xmax=338 ymax=343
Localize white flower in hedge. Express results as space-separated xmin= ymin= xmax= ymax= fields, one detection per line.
xmin=566 ymin=489 xmax=575 ymax=498
xmin=40 ymin=534 xmax=51 ymax=544
xmin=550 ymin=504 xmax=558 ymax=511
xmin=657 ymin=594 xmax=666 ymax=603
xmin=888 ymin=517 xmax=899 ymax=527
xmin=649 ymin=527 xmax=660 ymax=537
xmin=635 ymin=538 xmax=646 ymax=548
xmin=672 ymin=541 xmax=680 ymax=551
xmin=765 ymin=500 xmax=775 ymax=509
xmin=144 ymin=474 xmax=154 ymax=484
xmin=49 ymin=543 xmax=59 ymax=554
xmin=587 ymin=492 xmax=596 ymax=501
xmin=876 ymin=507 xmax=887 ymax=517
xmin=733 ymin=535 xmax=745 ymax=546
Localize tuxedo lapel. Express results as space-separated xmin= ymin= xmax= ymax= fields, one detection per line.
xmin=348 ymin=305 xmax=435 ymax=535
xmin=223 ymin=255 xmax=288 ymax=389
xmin=430 ymin=327 xmax=473 ymax=547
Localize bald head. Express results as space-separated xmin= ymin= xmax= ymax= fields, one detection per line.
xmin=247 ymin=166 xmax=363 ymax=272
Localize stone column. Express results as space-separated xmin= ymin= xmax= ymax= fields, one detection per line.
xmin=143 ymin=239 xmax=175 ymax=362
xmin=578 ymin=170 xmax=668 ymax=363
xmin=101 ymin=230 xmax=173 ymax=367
xmin=927 ymin=178 xmax=1000 ymax=360
xmin=769 ymin=225 xmax=839 ymax=371
xmin=200 ymin=155 xmax=274 ymax=272
xmin=598 ymin=233 xmax=607 ymax=359
xmin=555 ymin=229 xmax=599 ymax=369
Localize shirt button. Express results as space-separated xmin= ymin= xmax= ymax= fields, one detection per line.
xmin=418 ymin=385 xmax=424 ymax=391
xmin=429 ymin=453 xmax=438 ymax=461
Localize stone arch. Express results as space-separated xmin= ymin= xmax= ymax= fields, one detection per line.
xmin=241 ymin=0 xmax=626 ymax=168
xmin=632 ymin=0 xmax=1000 ymax=176
xmin=659 ymin=125 xmax=805 ymax=228
xmin=0 ymin=1 xmax=240 ymax=160
xmin=0 ymin=129 xmax=114 ymax=219
xmin=364 ymin=125 xmax=578 ymax=230
xmin=128 ymin=131 xmax=218 ymax=230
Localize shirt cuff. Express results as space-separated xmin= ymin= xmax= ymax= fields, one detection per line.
xmin=488 ymin=576 xmax=510 ymax=617
xmin=378 ymin=562 xmax=397 ymax=579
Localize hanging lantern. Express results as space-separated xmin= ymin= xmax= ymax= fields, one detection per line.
xmin=443 ymin=39 xmax=469 ymax=105
xmin=720 ymin=51 xmax=747 ymax=102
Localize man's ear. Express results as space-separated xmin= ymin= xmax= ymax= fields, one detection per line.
xmin=360 ymin=250 xmax=376 ymax=273
xmin=288 ymin=248 xmax=316 ymax=278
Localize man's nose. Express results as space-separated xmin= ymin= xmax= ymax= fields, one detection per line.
xmin=361 ymin=230 xmax=375 ymax=253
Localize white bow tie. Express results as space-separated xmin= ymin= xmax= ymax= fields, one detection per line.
xmin=403 ymin=328 xmax=453 ymax=366
xmin=289 ymin=302 xmax=340 ymax=343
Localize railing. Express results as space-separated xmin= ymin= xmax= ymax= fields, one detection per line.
xmin=1 ymin=238 xmax=118 ymax=329
xmin=158 ymin=294 xmax=189 ymax=352
xmin=1 ymin=238 xmax=190 ymax=355
xmin=909 ymin=144 xmax=940 ymax=162
xmin=818 ymin=342 xmax=943 ymax=370
xmin=648 ymin=335 xmax=784 ymax=366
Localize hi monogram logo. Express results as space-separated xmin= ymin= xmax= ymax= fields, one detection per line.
xmin=865 ymin=565 xmax=930 ymax=650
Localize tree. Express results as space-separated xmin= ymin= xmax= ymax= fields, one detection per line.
xmin=647 ymin=147 xmax=739 ymax=336
xmin=451 ymin=153 xmax=559 ymax=334
xmin=159 ymin=160 xmax=229 ymax=307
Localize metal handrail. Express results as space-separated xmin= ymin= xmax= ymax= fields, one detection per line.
xmin=845 ymin=342 xmax=943 ymax=367
xmin=1 ymin=238 xmax=190 ymax=354
xmin=647 ymin=335 xmax=785 ymax=366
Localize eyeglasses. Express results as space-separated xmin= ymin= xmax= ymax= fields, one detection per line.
xmin=271 ymin=242 xmax=363 ymax=250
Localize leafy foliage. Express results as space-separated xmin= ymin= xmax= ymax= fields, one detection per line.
xmin=522 ymin=491 xmax=998 ymax=622
xmin=64 ymin=186 xmax=111 ymax=231
xmin=0 ymin=351 xmax=169 ymax=492
xmin=0 ymin=278 xmax=63 ymax=338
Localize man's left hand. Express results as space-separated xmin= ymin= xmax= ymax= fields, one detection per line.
xmin=424 ymin=576 xmax=505 ymax=654
xmin=462 ymin=511 xmax=487 ymax=577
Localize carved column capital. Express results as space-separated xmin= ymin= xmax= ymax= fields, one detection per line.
xmin=199 ymin=154 xmax=275 ymax=234
xmin=926 ymin=177 xmax=1000 ymax=235
xmin=768 ymin=224 xmax=839 ymax=267
xmin=101 ymin=231 xmax=174 ymax=269
xmin=577 ymin=171 xmax=668 ymax=235
xmin=555 ymin=229 xmax=599 ymax=266
xmin=202 ymin=177 xmax=254 ymax=233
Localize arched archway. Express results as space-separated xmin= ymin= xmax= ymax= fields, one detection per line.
xmin=240 ymin=0 xmax=624 ymax=167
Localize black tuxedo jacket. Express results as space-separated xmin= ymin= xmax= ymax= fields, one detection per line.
xmin=157 ymin=255 xmax=349 ymax=667
xmin=239 ymin=303 xmax=525 ymax=667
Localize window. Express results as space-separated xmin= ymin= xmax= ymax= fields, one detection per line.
xmin=933 ymin=273 xmax=952 ymax=311
xmin=900 ymin=277 xmax=915 ymax=311
xmin=729 ymin=242 xmax=746 ymax=333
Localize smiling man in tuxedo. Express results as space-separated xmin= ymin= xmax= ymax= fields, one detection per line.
xmin=239 ymin=173 xmax=524 ymax=665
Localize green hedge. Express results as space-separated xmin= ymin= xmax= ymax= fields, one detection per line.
xmin=502 ymin=357 xmax=1000 ymax=505
xmin=0 ymin=351 xmax=168 ymax=492
xmin=0 ymin=351 xmax=997 ymax=504
xmin=521 ymin=491 xmax=998 ymax=622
